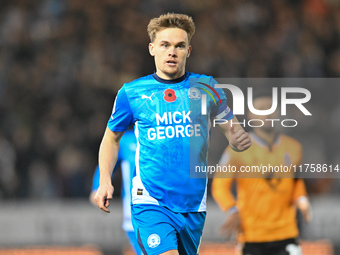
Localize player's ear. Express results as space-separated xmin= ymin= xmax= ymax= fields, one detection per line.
xmin=149 ymin=43 xmax=155 ymax=56
xmin=187 ymin=45 xmax=192 ymax=58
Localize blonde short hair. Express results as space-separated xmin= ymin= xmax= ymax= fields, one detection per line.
xmin=147 ymin=13 xmax=195 ymax=43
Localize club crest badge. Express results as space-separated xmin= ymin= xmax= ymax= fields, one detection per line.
xmin=188 ymin=87 xmax=201 ymax=100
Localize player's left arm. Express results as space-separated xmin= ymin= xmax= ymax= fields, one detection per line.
xmin=209 ymin=79 xmax=251 ymax=151
xmin=294 ymin=179 xmax=312 ymax=222
xmin=217 ymin=116 xmax=252 ymax=152
xmin=292 ymin=143 xmax=312 ymax=222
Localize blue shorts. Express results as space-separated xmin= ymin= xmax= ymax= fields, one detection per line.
xmin=131 ymin=204 xmax=206 ymax=255
xmin=126 ymin=231 xmax=143 ymax=255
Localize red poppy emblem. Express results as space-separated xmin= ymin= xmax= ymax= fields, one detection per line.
xmin=164 ymin=89 xmax=177 ymax=102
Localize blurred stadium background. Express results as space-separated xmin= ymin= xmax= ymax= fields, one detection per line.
xmin=0 ymin=0 xmax=340 ymax=254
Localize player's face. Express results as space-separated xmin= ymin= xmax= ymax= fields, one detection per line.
xmin=149 ymin=27 xmax=192 ymax=80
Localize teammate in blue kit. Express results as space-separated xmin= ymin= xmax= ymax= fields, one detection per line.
xmin=94 ymin=13 xmax=252 ymax=255
xmin=89 ymin=130 xmax=143 ymax=255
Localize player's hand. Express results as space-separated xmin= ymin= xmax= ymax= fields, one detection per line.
xmin=89 ymin=191 xmax=97 ymax=206
xmin=219 ymin=210 xmax=241 ymax=239
xmin=94 ymin=184 xmax=114 ymax=213
xmin=229 ymin=126 xmax=252 ymax=152
xmin=296 ymin=197 xmax=312 ymax=222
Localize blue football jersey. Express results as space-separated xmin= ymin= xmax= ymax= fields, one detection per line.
xmin=92 ymin=130 xmax=136 ymax=232
xmin=108 ymin=72 xmax=233 ymax=212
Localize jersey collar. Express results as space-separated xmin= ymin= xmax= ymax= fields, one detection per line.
xmin=152 ymin=72 xmax=187 ymax=84
xmin=250 ymin=131 xmax=281 ymax=149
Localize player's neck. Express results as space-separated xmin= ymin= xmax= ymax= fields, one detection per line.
xmin=156 ymin=70 xmax=186 ymax=80
xmin=253 ymin=128 xmax=278 ymax=148
xmin=153 ymin=72 xmax=187 ymax=84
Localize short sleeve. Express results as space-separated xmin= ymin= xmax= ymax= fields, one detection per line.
xmin=91 ymin=166 xmax=100 ymax=191
xmin=211 ymin=79 xmax=234 ymax=120
xmin=108 ymin=86 xmax=135 ymax=132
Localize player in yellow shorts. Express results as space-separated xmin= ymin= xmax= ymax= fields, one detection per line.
xmin=212 ymin=93 xmax=312 ymax=255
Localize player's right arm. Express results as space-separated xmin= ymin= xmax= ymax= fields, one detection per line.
xmin=95 ymin=85 xmax=135 ymax=213
xmin=212 ymin=147 xmax=242 ymax=238
xmin=94 ymin=128 xmax=124 ymax=213
xmin=211 ymin=176 xmax=241 ymax=238
xmin=211 ymin=173 xmax=235 ymax=211
xmin=212 ymin=170 xmax=241 ymax=238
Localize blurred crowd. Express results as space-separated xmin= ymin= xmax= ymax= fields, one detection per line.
xmin=0 ymin=0 xmax=339 ymax=199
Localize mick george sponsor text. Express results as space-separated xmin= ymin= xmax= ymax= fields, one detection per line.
xmin=147 ymin=111 xmax=201 ymax=140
